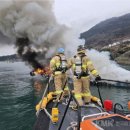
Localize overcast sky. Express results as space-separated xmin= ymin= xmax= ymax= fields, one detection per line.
xmin=54 ymin=0 xmax=130 ymax=31
xmin=1 ymin=0 xmax=130 ymax=56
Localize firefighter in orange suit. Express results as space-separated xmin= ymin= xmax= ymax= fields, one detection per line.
xmin=68 ymin=45 xmax=101 ymax=106
xmin=50 ymin=48 xmax=68 ymax=99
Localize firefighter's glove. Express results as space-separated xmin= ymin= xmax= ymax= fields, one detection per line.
xmin=95 ymin=75 xmax=101 ymax=81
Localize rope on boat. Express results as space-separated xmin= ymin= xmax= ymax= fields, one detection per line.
xmin=43 ymin=108 xmax=52 ymax=119
xmin=66 ymin=122 xmax=77 ymax=130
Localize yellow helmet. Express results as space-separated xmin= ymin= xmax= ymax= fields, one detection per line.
xmin=77 ymin=45 xmax=86 ymax=54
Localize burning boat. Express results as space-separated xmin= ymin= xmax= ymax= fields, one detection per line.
xmin=30 ymin=66 xmax=51 ymax=77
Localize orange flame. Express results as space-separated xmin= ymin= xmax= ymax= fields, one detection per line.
xmin=33 ymin=66 xmax=51 ymax=76
xmin=34 ymin=68 xmax=44 ymax=75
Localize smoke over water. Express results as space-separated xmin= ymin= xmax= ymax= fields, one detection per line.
xmin=0 ymin=0 xmax=129 ymax=81
xmin=0 ymin=0 xmax=68 ymax=69
xmin=87 ymin=49 xmax=130 ymax=81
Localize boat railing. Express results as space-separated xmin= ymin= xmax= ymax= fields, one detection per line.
xmin=36 ymin=76 xmax=53 ymax=117
xmin=82 ymin=112 xmax=110 ymax=121
xmin=94 ymin=79 xmax=130 ymax=88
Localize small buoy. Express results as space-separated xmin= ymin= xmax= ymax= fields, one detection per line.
xmin=104 ymin=100 xmax=113 ymax=111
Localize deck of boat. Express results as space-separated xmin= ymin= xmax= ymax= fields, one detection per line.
xmin=33 ymin=100 xmax=103 ymax=130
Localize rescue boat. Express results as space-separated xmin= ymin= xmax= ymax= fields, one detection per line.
xmin=33 ymin=78 xmax=130 ymax=130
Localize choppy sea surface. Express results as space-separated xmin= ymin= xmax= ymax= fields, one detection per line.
xmin=0 ymin=62 xmax=130 ymax=130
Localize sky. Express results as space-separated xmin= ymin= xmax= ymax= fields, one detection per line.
xmin=1 ymin=0 xmax=130 ymax=56
xmin=54 ymin=0 xmax=130 ymax=32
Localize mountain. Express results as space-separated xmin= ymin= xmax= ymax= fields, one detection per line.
xmin=80 ymin=13 xmax=130 ymax=65
xmin=0 ymin=54 xmax=20 ymax=62
xmin=80 ymin=13 xmax=130 ymax=49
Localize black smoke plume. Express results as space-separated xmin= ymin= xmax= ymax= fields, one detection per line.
xmin=16 ymin=37 xmax=44 ymax=69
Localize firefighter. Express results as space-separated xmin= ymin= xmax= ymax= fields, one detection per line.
xmin=50 ymin=48 xmax=68 ymax=100
xmin=69 ymin=45 xmax=101 ymax=106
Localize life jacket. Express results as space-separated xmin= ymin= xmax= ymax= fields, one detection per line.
xmin=55 ymin=54 xmax=67 ymax=71
xmin=73 ymin=54 xmax=89 ymax=77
